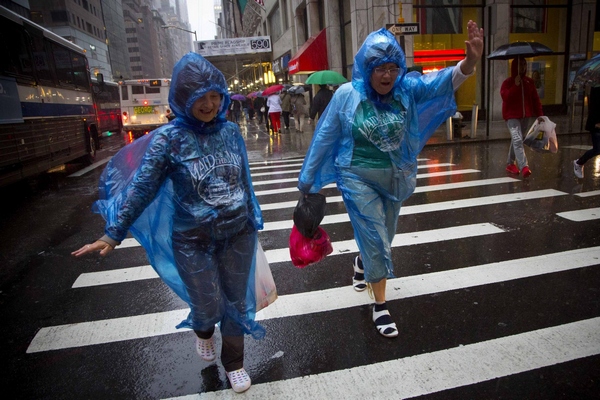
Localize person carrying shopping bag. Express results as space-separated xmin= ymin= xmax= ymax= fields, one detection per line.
xmin=72 ymin=52 xmax=267 ymax=394
xmin=297 ymin=21 xmax=483 ymax=338
xmin=501 ymin=57 xmax=544 ymax=178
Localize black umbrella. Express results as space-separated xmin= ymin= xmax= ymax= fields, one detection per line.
xmin=487 ymin=41 xmax=553 ymax=60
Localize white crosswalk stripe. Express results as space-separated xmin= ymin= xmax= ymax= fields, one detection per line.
xmin=27 ymin=246 xmax=600 ymax=353
xmin=25 ymin=156 xmax=600 ymax=398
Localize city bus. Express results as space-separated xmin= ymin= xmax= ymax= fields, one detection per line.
xmin=119 ymin=78 xmax=172 ymax=141
xmin=0 ymin=6 xmax=98 ymax=187
xmin=91 ymin=76 xmax=122 ymax=139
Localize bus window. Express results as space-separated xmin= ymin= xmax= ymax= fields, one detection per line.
xmin=146 ymin=86 xmax=160 ymax=94
xmin=30 ymin=36 xmax=55 ymax=83
xmin=52 ymin=42 xmax=74 ymax=86
xmin=0 ymin=20 xmax=34 ymax=81
xmin=71 ymin=53 xmax=88 ymax=88
xmin=121 ymin=85 xmax=129 ymax=101
xmin=23 ymin=23 xmax=55 ymax=84
xmin=132 ymin=85 xmax=144 ymax=95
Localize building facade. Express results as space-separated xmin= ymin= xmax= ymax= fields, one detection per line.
xmin=16 ymin=0 xmax=191 ymax=82
xmin=225 ymin=0 xmax=598 ymax=123
xmin=29 ymin=0 xmax=114 ymax=78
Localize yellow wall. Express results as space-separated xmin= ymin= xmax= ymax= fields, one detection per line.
xmin=412 ymin=8 xmax=481 ymax=111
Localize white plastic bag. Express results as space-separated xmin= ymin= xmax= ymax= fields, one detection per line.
xmin=255 ymin=241 xmax=277 ymax=312
xmin=523 ymin=116 xmax=558 ymax=153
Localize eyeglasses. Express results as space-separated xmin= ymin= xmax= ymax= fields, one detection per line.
xmin=373 ymin=67 xmax=401 ymax=76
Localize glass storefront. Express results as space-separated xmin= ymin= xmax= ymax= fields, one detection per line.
xmin=411 ymin=1 xmax=570 ymax=113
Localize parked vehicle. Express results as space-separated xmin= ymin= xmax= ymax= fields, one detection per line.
xmin=91 ymin=76 xmax=122 ymax=139
xmin=0 ymin=6 xmax=99 ymax=187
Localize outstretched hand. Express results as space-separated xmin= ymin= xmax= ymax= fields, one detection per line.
xmin=461 ymin=20 xmax=484 ymax=75
xmin=71 ymin=239 xmax=114 ymax=257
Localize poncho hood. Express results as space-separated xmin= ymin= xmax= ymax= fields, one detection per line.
xmin=511 ymin=57 xmax=527 ymax=78
xmin=168 ymin=52 xmax=230 ymax=126
xmin=352 ymin=28 xmax=408 ymax=110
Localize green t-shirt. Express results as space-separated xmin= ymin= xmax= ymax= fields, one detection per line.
xmin=351 ymin=100 xmax=407 ymax=168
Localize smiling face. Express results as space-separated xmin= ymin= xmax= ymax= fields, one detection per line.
xmin=370 ymin=62 xmax=400 ymax=95
xmin=192 ymin=91 xmax=221 ymax=122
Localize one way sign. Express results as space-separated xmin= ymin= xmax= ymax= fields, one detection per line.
xmin=386 ymin=23 xmax=420 ymax=35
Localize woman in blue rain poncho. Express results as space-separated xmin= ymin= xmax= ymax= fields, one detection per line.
xmin=298 ymin=22 xmax=483 ymax=338
xmin=72 ymin=52 xmax=264 ymax=393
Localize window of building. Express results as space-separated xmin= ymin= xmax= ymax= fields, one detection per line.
xmin=86 ymin=22 xmax=93 ymax=34
xmin=340 ymin=0 xmax=352 ymax=78
xmin=30 ymin=11 xmax=43 ymax=24
xmin=82 ymin=0 xmax=89 ymax=11
xmin=414 ymin=0 xmax=464 ymax=34
xmin=509 ymin=1 xmax=568 ymax=106
xmin=281 ymin=0 xmax=289 ymax=30
xmin=51 ymin=10 xmax=69 ymax=23
xmin=269 ymin=4 xmax=282 ymax=41
xmin=511 ymin=0 xmax=545 ymax=33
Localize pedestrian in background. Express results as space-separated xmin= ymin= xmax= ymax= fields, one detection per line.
xmin=72 ymin=52 xmax=264 ymax=394
xmin=267 ymin=91 xmax=282 ymax=134
xmin=308 ymin=84 xmax=333 ymax=124
xmin=253 ymin=96 xmax=265 ymax=124
xmin=230 ymin=98 xmax=242 ymax=124
xmin=291 ymin=93 xmax=308 ymax=132
xmin=280 ymin=89 xmax=292 ymax=130
xmin=298 ymin=21 xmax=483 ymax=338
xmin=246 ymin=97 xmax=255 ymax=120
xmin=574 ymin=84 xmax=600 ymax=178
xmin=501 ymin=57 xmax=544 ymax=178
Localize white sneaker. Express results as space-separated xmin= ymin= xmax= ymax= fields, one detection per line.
xmin=573 ymin=160 xmax=584 ymax=179
xmin=226 ymin=368 xmax=251 ymax=393
xmin=195 ymin=337 xmax=216 ymax=361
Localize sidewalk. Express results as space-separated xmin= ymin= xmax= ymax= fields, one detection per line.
xmin=426 ymin=113 xmax=583 ymax=146
xmin=99 ymin=112 xmax=588 ymax=163
xmin=296 ymin=113 xmax=584 ymax=148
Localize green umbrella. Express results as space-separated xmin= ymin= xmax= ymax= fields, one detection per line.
xmin=305 ymin=70 xmax=348 ymax=85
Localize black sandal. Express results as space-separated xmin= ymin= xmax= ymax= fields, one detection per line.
xmin=352 ymin=256 xmax=367 ymax=292
xmin=373 ymin=303 xmax=398 ymax=338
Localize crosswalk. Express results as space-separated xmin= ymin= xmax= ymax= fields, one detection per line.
xmin=27 ymin=155 xmax=600 ymax=398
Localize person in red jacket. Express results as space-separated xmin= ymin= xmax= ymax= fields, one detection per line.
xmin=501 ymin=57 xmax=544 ymax=177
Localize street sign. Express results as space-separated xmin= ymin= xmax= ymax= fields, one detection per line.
xmin=386 ymin=23 xmax=420 ymax=35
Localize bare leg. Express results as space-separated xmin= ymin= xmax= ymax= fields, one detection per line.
xmin=370 ymin=278 xmax=386 ymax=303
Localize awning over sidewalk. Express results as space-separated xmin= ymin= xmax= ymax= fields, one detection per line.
xmin=288 ymin=29 xmax=328 ymax=75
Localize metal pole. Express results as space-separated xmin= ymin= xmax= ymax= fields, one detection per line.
xmin=471 ymin=103 xmax=479 ymax=138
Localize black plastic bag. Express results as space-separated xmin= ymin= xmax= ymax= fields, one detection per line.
xmin=293 ymin=193 xmax=326 ymax=238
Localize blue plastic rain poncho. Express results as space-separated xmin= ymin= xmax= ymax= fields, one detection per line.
xmin=298 ymin=28 xmax=462 ymax=282
xmin=93 ymin=52 xmax=266 ymax=339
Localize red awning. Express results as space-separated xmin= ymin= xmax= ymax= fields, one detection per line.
xmin=288 ymin=29 xmax=328 ymax=75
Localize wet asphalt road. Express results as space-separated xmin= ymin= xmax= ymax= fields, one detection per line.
xmin=1 ymin=117 xmax=599 ymax=399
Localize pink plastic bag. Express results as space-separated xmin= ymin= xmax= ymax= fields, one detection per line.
xmin=289 ymin=225 xmax=333 ymax=268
